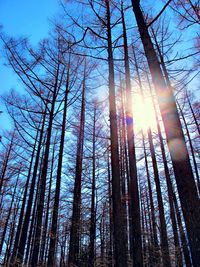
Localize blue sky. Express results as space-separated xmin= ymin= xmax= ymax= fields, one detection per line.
xmin=0 ymin=0 xmax=61 ymax=129
xmin=0 ymin=0 xmax=60 ymax=42
xmin=0 ymin=0 xmax=199 ymax=131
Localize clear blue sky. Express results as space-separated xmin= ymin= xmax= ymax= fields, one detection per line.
xmin=0 ymin=0 xmax=199 ymax=131
xmin=0 ymin=0 xmax=61 ymax=130
xmin=0 ymin=0 xmax=60 ymax=41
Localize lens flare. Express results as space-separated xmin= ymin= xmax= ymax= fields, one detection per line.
xmin=132 ymin=94 xmax=157 ymax=133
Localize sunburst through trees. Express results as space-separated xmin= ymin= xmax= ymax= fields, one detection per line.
xmin=0 ymin=0 xmax=199 ymax=267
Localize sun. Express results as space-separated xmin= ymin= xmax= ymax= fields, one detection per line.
xmin=132 ymin=94 xmax=157 ymax=133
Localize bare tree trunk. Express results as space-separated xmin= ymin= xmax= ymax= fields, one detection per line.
xmin=148 ymin=121 xmax=171 ymax=267
xmin=47 ymin=63 xmax=70 ymax=267
xmin=0 ymin=166 xmax=21 ymax=255
xmin=16 ymin=108 xmax=47 ymax=265
xmin=173 ymin=190 xmax=193 ymax=267
xmin=68 ymin=64 xmax=86 ymax=266
xmin=107 ymin=153 xmax=113 ymax=267
xmin=10 ymin=123 xmax=40 ymax=264
xmin=133 ymin=45 xmax=171 ymax=267
xmin=131 ymin=2 xmax=200 ymax=266
xmin=151 ymin=27 xmax=200 ymax=195
xmin=31 ymin=64 xmax=59 ymax=266
xmin=146 ymin=72 xmax=183 ymax=267
xmin=104 ymin=1 xmax=128 ymax=266
xmin=178 ymin=102 xmax=200 ymax=193
xmin=39 ymin=134 xmax=57 ymax=264
xmin=140 ymin=188 xmax=147 ymax=266
xmin=119 ymin=86 xmax=129 ymax=259
xmin=25 ymin=160 xmax=43 ymax=266
xmin=100 ymin=207 xmax=105 ymax=266
xmin=5 ymin=192 xmax=21 ymax=267
xmin=142 ymin=134 xmax=160 ymax=266
xmin=89 ymin=104 xmax=97 ymax=267
xmin=144 ymin=186 xmax=155 ymax=267
xmin=121 ymin=3 xmax=142 ymax=266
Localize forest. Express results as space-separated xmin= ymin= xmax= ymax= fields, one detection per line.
xmin=0 ymin=0 xmax=199 ymax=266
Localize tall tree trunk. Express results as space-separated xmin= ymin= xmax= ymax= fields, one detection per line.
xmin=107 ymin=153 xmax=113 ymax=267
xmin=142 ymin=134 xmax=160 ymax=266
xmin=16 ymin=107 xmax=47 ymax=265
xmin=5 ymin=192 xmax=21 ymax=266
xmin=25 ymin=158 xmax=43 ymax=266
xmin=68 ymin=65 xmax=86 ymax=266
xmin=0 ymin=166 xmax=21 ymax=255
xmin=10 ymin=123 xmax=40 ymax=264
xmin=148 ymin=126 xmax=171 ymax=267
xmin=39 ymin=134 xmax=57 ymax=264
xmin=89 ymin=104 xmax=97 ymax=267
xmin=104 ymin=1 xmax=128 ymax=266
xmin=144 ymin=186 xmax=155 ymax=267
xmin=146 ymin=72 xmax=183 ymax=267
xmin=118 ymin=85 xmax=129 ymax=259
xmin=31 ymin=64 xmax=59 ymax=266
xmin=47 ymin=63 xmax=70 ymax=267
xmin=140 ymin=188 xmax=147 ymax=266
xmin=121 ymin=4 xmax=143 ymax=266
xmin=131 ymin=2 xmax=200 ymax=266
xmin=178 ymin=102 xmax=200 ymax=193
xmin=133 ymin=45 xmax=171 ymax=267
xmin=173 ymin=190 xmax=193 ymax=267
xmin=151 ymin=27 xmax=200 ymax=194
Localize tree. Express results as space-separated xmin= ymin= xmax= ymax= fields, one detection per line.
xmin=131 ymin=1 xmax=200 ymax=266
